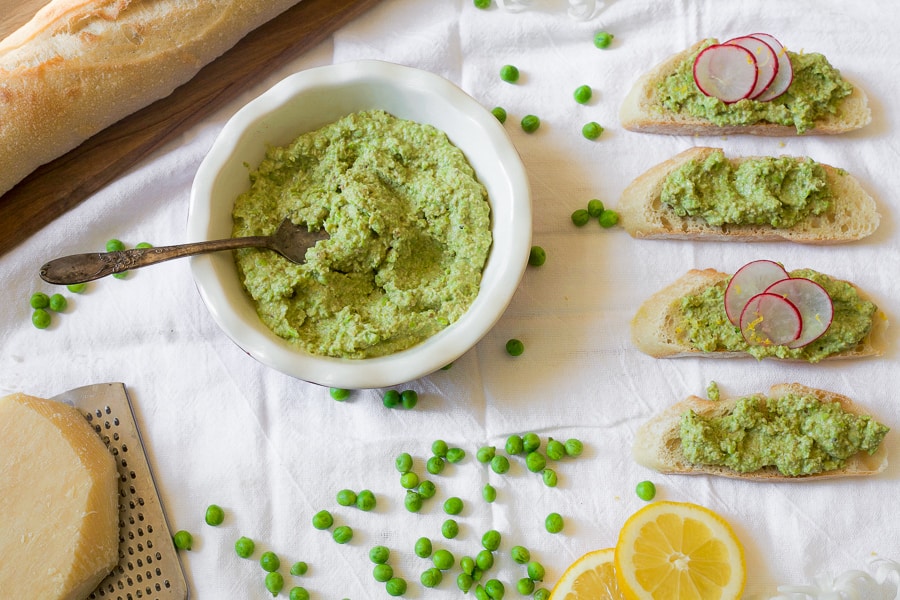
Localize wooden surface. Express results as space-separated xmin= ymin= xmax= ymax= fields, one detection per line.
xmin=0 ymin=0 xmax=383 ymax=258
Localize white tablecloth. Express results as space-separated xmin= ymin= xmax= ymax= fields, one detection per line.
xmin=2 ymin=1 xmax=899 ymax=598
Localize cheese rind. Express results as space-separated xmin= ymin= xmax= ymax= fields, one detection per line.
xmin=0 ymin=392 xmax=119 ymax=600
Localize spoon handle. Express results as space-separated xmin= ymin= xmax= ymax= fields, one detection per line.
xmin=39 ymin=236 xmax=269 ymax=285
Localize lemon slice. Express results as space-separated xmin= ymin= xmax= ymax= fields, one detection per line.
xmin=614 ymin=501 xmax=746 ymax=600
xmin=549 ymin=548 xmax=628 ymax=600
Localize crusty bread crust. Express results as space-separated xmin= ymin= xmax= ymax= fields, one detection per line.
xmin=619 ymin=40 xmax=872 ymax=136
xmin=618 ymin=147 xmax=880 ymax=243
xmin=0 ymin=0 xmax=302 ymax=196
xmin=631 ymin=268 xmax=888 ymax=360
xmin=633 ymin=383 xmax=889 ymax=481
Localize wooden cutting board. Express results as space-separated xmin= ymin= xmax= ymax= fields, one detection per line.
xmin=0 ymin=0 xmax=383 ymax=258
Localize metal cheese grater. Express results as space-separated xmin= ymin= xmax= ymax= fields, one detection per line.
xmin=53 ymin=383 xmax=189 ymax=600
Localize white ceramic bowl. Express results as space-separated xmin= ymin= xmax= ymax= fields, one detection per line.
xmin=188 ymin=60 xmax=531 ymax=388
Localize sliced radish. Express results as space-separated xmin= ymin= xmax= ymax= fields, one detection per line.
xmin=765 ymin=277 xmax=834 ymax=348
xmin=739 ymin=293 xmax=802 ymax=347
xmin=724 ymin=260 xmax=790 ymax=326
xmin=692 ymin=43 xmax=758 ymax=103
xmin=748 ymin=33 xmax=793 ymax=101
xmin=725 ymin=35 xmax=778 ymax=99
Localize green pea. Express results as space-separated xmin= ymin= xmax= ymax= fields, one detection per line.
xmin=336 ymin=489 xmax=357 ymax=506
xmin=400 ymin=389 xmax=418 ymax=409
xmin=573 ymin=84 xmax=593 ymax=104
xmin=505 ymin=338 xmax=525 ymax=356
xmin=383 ymin=389 xmax=401 ymax=408
xmin=582 ymin=121 xmax=604 ymax=140
xmin=32 ymin=309 xmax=51 ymax=329
xmin=442 ymin=519 xmax=460 ymax=539
xmin=491 ymin=106 xmax=507 ymax=123
xmin=112 ymin=271 xmax=129 ymax=280
xmin=105 ymin=239 xmax=126 ymax=252
xmin=386 ymin=577 xmax=408 ymax=597
xmin=510 ymin=545 xmax=530 ymax=564
xmin=29 ymin=292 xmax=49 ymax=309
xmin=533 ymin=589 xmax=550 ymax=600
xmin=260 ymin=551 xmax=280 ymax=572
xmin=528 ymin=245 xmax=546 ymax=267
xmin=135 ymin=242 xmax=153 ymax=249
xmin=526 ymin=451 xmax=546 ymax=473
xmin=172 ymin=530 xmax=193 ymax=550
xmin=485 ymin=578 xmax=505 ymax=599
xmin=290 ymin=561 xmax=309 ymax=576
xmin=48 ymin=293 xmax=67 ymax=312
xmin=460 ymin=555 xmax=476 ymax=575
xmin=417 ymin=480 xmax=437 ymax=499
xmin=505 ymin=435 xmax=523 ymax=455
xmin=395 ymin=452 xmax=413 ymax=473
xmin=405 ymin=490 xmax=423 ymax=513
xmin=205 ymin=504 xmax=225 ymax=526
xmin=332 ymin=525 xmax=353 ymax=544
xmin=421 ymin=567 xmax=443 ymax=588
xmin=599 ymin=209 xmax=620 ymax=228
xmin=522 ymin=433 xmax=541 ymax=453
xmin=370 ymin=545 xmax=391 ymax=564
xmin=431 ymin=439 xmax=449 ymax=457
xmin=329 ymin=387 xmax=350 ymax=401
xmin=289 ymin=587 xmax=310 ymax=600
xmin=446 ymin=447 xmax=466 ymax=463
xmin=433 ymin=548 xmax=455 ymax=570
xmin=636 ymin=480 xmax=657 ymax=501
xmin=542 ymin=468 xmax=558 ymax=487
xmin=517 ymin=577 xmax=535 ymax=595
xmin=457 ymin=572 xmax=475 ymax=593
xmin=527 ymin=561 xmax=546 ymax=581
xmin=490 ymin=455 xmax=510 ymax=474
xmin=66 ymin=283 xmax=87 ymax=294
xmin=520 ymin=115 xmax=540 ymax=133
xmin=443 ymin=496 xmax=464 ymax=515
xmin=373 ymin=563 xmax=394 ymax=582
xmin=474 ymin=0 xmax=491 ymax=9
xmin=565 ymin=438 xmax=584 ymax=457
xmin=481 ymin=530 xmax=501 ymax=551
xmin=400 ymin=471 xmax=419 ymax=489
xmin=415 ymin=536 xmax=433 ymax=558
xmin=312 ymin=509 xmax=333 ymax=530
xmin=587 ymin=199 xmax=605 ymax=218
xmin=265 ymin=572 xmax=284 ymax=597
xmin=482 ymin=483 xmax=497 ymax=503
xmin=476 ymin=445 xmax=496 ymax=463
xmin=234 ymin=536 xmax=255 ymax=558
xmin=571 ymin=208 xmax=590 ymax=226
xmin=475 ymin=584 xmax=490 ymax=600
xmin=545 ymin=512 xmax=564 ymax=534
xmin=356 ymin=489 xmax=376 ymax=511
xmin=546 ymin=438 xmax=566 ymax=460
xmin=475 ymin=549 xmax=494 ymax=571
xmin=499 ymin=64 xmax=520 ymax=83
xmin=593 ymin=31 xmax=614 ymax=48
xmin=426 ymin=455 xmax=445 ymax=475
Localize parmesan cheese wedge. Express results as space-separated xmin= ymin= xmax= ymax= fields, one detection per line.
xmin=0 ymin=393 xmax=119 ymax=600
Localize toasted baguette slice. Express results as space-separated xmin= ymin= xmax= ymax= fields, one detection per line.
xmin=633 ymin=383 xmax=889 ymax=481
xmin=618 ymin=147 xmax=880 ymax=243
xmin=631 ymin=268 xmax=887 ymax=360
xmin=619 ymin=40 xmax=871 ymax=136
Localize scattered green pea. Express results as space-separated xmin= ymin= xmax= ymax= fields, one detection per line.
xmin=48 ymin=293 xmax=67 ymax=312
xmin=446 ymin=447 xmax=466 ymax=463
xmin=66 ymin=283 xmax=87 ymax=294
xmin=546 ymin=438 xmax=566 ymax=460
xmin=582 ymin=121 xmax=604 ymax=140
xmin=235 ymin=536 xmax=255 ymax=558
xmin=433 ymin=548 xmax=455 ymax=570
xmin=511 ymin=545 xmax=530 ymax=564
xmin=205 ymin=504 xmax=225 ymax=526
xmin=482 ymin=530 xmax=501 ymax=551
xmin=312 ymin=509 xmax=333 ymax=530
xmin=542 ymin=468 xmax=558 ymax=487
xmin=29 ymin=292 xmax=49 ymax=309
xmin=386 ymin=577 xmax=408 ymax=597
xmin=505 ymin=435 xmax=524 ymax=455
xmin=405 ymin=490 xmax=423 ymax=513
xmin=599 ymin=209 xmax=620 ymax=228
xmin=475 ymin=584 xmax=490 ymax=600
xmin=490 ymin=454 xmax=510 ymax=474
xmin=370 ymin=545 xmax=390 ymax=564
xmin=526 ymin=451 xmax=546 ymax=473
xmin=265 ymin=572 xmax=284 ymax=597
xmin=475 ymin=549 xmax=494 ymax=571
xmin=421 ymin=567 xmax=443 ymax=588
xmin=517 ymin=577 xmax=535 ymax=595
xmin=505 ymin=338 xmax=525 ymax=356
xmin=522 ymin=433 xmax=541 ymax=453
xmin=636 ymin=480 xmax=657 ymax=501
xmin=460 ymin=555 xmax=476 ymax=576
xmin=571 ymin=208 xmax=590 ymax=226
xmin=474 ymin=0 xmax=491 ymax=8
xmin=476 ymin=446 xmax=496 ymax=463
xmin=528 ymin=561 xmax=546 ymax=581
xmin=441 ymin=518 xmax=460 ymax=539
xmin=31 ymin=309 xmax=51 ymax=329
xmin=332 ymin=525 xmax=353 ymax=544
xmin=587 ymin=199 xmax=605 ymax=218
xmin=499 ymin=64 xmax=520 ymax=83
xmin=289 ymin=587 xmax=310 ymax=600
xmin=458 ymin=572 xmax=475 ymax=593
xmin=593 ymin=31 xmax=614 ymax=48
xmin=400 ymin=389 xmax=418 ymax=409
xmin=260 ymin=551 xmax=280 ymax=572
xmin=443 ymin=496 xmax=464 ymax=515
xmin=329 ymin=387 xmax=350 ymax=401
xmin=172 ymin=530 xmax=193 ymax=550
xmin=491 ymin=106 xmax=507 ymax=123
xmin=533 ymin=588 xmax=550 ymax=600
xmin=135 ymin=242 xmax=153 ymax=249
xmin=426 ymin=455 xmax=446 ymax=475
xmin=374 ymin=563 xmax=394 ymax=582
xmin=336 ymin=489 xmax=357 ymax=506
xmin=482 ymin=483 xmax=497 ymax=503
xmin=573 ymin=84 xmax=593 ymax=104
xmin=528 ymin=245 xmax=546 ymax=267
xmin=417 ymin=480 xmax=437 ymax=499
xmin=431 ymin=439 xmax=449 ymax=457
xmin=520 ymin=115 xmax=540 ymax=133
xmin=112 ymin=270 xmax=129 ymax=280
xmin=400 ymin=471 xmax=420 ymax=489
xmin=356 ymin=489 xmax=376 ymax=511
xmin=396 ymin=452 xmax=413 ymax=473
xmin=545 ymin=512 xmax=564 ymax=534
xmin=485 ymin=578 xmax=505 ymax=599
xmin=565 ymin=438 xmax=584 ymax=457
xmin=415 ymin=536 xmax=433 ymax=558
xmin=105 ymin=239 xmax=126 ymax=252
xmin=383 ymin=389 xmax=401 ymax=408
xmin=290 ymin=561 xmax=309 ymax=576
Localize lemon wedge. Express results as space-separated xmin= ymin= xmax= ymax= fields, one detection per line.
xmin=549 ymin=547 xmax=628 ymax=600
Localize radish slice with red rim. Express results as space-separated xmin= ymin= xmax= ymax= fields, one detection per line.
xmin=692 ymin=43 xmax=758 ymax=103
xmin=724 ymin=35 xmax=778 ymax=99
xmin=739 ymin=292 xmax=802 ymax=347
xmin=765 ymin=277 xmax=834 ymax=348
xmin=724 ymin=260 xmax=790 ymax=326
xmin=748 ymin=33 xmax=793 ymax=101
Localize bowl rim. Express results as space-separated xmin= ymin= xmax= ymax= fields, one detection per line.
xmin=187 ymin=59 xmax=531 ymax=388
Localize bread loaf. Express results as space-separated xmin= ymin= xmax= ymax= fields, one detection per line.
xmin=618 ymin=146 xmax=880 ymax=243
xmin=0 ymin=0 xmax=302 ymax=197
xmin=632 ymin=383 xmax=889 ymax=481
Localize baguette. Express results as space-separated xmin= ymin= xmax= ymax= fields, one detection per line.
xmin=619 ymin=39 xmax=871 ymax=136
xmin=633 ymin=383 xmax=889 ymax=481
xmin=631 ymin=268 xmax=887 ymax=360
xmin=618 ymin=147 xmax=880 ymax=243
xmin=0 ymin=0 xmax=302 ymax=197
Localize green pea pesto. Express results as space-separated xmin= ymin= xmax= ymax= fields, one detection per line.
xmin=232 ymin=110 xmax=492 ymax=359
xmin=677 ymin=269 xmax=876 ymax=363
xmin=656 ymin=39 xmax=854 ymax=134
xmin=679 ymin=392 xmax=889 ymax=476
xmin=660 ymin=149 xmax=831 ymax=228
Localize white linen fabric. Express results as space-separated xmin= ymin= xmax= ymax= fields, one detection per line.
xmin=1 ymin=1 xmax=898 ymax=598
